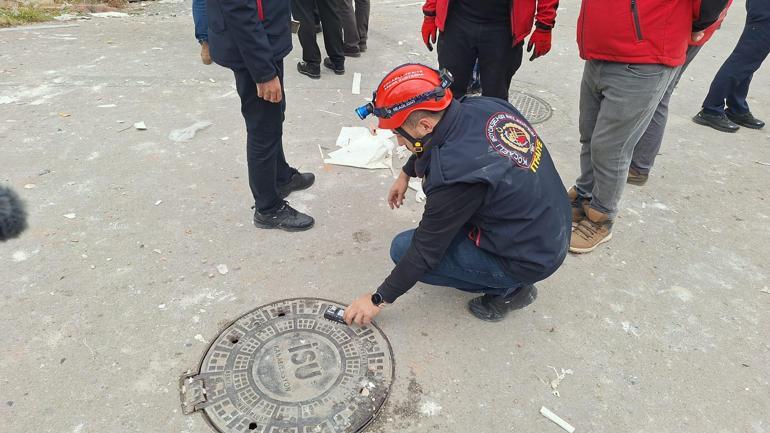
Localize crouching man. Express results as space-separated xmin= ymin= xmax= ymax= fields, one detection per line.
xmin=344 ymin=64 xmax=571 ymax=324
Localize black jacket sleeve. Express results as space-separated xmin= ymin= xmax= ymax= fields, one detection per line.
xmin=693 ymin=0 xmax=730 ymax=32
xmin=402 ymin=155 xmax=417 ymax=178
xmin=217 ymin=0 xmax=278 ymax=83
xmin=376 ymin=182 xmax=488 ymax=303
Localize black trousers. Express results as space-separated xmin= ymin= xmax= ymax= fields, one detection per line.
xmin=292 ymin=0 xmax=345 ymax=67
xmin=702 ymin=0 xmax=770 ymax=115
xmin=437 ymin=13 xmax=523 ymax=101
xmin=233 ymin=61 xmax=294 ymax=213
xmin=340 ymin=0 xmax=370 ymax=49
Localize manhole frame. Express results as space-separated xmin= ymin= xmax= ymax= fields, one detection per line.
xmin=180 ymin=297 xmax=396 ymax=433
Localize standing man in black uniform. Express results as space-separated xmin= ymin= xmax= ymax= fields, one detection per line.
xmin=344 ymin=64 xmax=571 ymax=324
xmin=292 ymin=0 xmax=347 ymax=78
xmin=421 ymin=0 xmax=558 ymax=100
xmin=207 ymin=0 xmax=315 ymax=231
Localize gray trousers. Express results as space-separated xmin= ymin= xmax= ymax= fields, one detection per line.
xmin=631 ymin=45 xmax=703 ymax=174
xmin=575 ymin=60 xmax=679 ymax=218
xmin=340 ymin=0 xmax=370 ymax=49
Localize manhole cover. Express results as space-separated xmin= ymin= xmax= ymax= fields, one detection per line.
xmin=508 ymin=91 xmax=552 ymax=124
xmin=180 ymin=298 xmax=395 ymax=433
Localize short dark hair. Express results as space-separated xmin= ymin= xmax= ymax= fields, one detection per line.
xmin=403 ymin=109 xmax=445 ymax=129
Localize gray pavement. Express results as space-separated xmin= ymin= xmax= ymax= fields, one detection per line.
xmin=1 ymin=1 xmax=769 ymax=432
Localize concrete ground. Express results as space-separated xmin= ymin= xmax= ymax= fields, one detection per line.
xmin=1 ymin=1 xmax=769 ymax=432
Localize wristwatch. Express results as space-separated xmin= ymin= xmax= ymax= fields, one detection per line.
xmin=371 ymin=292 xmax=388 ymax=308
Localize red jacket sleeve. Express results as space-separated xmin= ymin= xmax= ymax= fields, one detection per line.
xmin=422 ymin=0 xmax=437 ymax=15
xmin=535 ymin=0 xmax=558 ymax=28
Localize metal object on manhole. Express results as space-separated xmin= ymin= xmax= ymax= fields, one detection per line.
xmin=180 ymin=298 xmax=394 ymax=433
xmin=508 ymin=90 xmax=553 ymax=124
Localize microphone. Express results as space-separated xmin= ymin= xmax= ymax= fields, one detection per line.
xmin=0 ymin=185 xmax=28 ymax=242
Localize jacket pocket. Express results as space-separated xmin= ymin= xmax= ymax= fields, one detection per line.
xmin=630 ymin=0 xmax=643 ymax=41
xmin=206 ymin=0 xmax=226 ymax=33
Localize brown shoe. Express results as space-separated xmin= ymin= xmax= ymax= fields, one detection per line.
xmin=567 ymin=186 xmax=586 ymax=225
xmin=627 ymin=167 xmax=648 ymax=186
xmin=570 ymin=207 xmax=613 ymax=253
xmin=200 ymin=41 xmax=212 ymax=65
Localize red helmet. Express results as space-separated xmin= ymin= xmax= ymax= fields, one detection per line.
xmin=365 ymin=64 xmax=453 ymax=130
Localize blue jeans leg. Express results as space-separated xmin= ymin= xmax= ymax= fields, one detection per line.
xmin=193 ymin=0 xmax=208 ymax=43
xmin=389 ymin=229 xmax=523 ymax=297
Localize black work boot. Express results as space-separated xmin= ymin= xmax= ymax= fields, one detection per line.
xmin=323 ymin=57 xmax=345 ymax=75
xmin=253 ymin=201 xmax=314 ymax=232
xmin=468 ymin=284 xmax=537 ymax=322
xmin=343 ymin=45 xmax=361 ymax=57
xmin=726 ymin=110 xmax=765 ymax=129
xmin=692 ymin=110 xmax=740 ymax=133
xmin=297 ymin=61 xmax=321 ymax=79
xmin=278 ymin=171 xmax=315 ymax=199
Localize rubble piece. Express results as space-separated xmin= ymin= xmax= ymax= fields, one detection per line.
xmin=134 ymin=121 xmax=147 ymax=130
xmin=24 ymin=184 xmax=36 ymax=189
xmin=760 ymin=287 xmax=770 ymax=294
xmin=419 ymin=401 xmax=442 ymax=416
xmin=548 ymin=366 xmax=574 ymax=397
xmin=352 ymin=72 xmax=362 ymax=95
xmin=168 ymin=121 xmax=212 ymax=142
xmin=98 ymin=104 xmax=117 ymax=108
xmin=194 ymin=334 xmax=206 ymax=343
xmin=90 ymin=12 xmax=129 ymax=18
xmin=216 ymin=264 xmax=229 ymax=275
xmin=154 ymin=200 xmax=162 ymax=206
xmin=755 ymin=161 xmax=770 ymax=167
xmin=63 ymin=213 xmax=76 ymax=219
xmin=540 ymin=406 xmax=575 ymax=433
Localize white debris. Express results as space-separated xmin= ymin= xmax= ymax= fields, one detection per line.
xmin=216 ymin=264 xmax=229 ymax=275
xmin=12 ymin=251 xmax=28 ymax=262
xmin=158 ymin=303 xmax=167 ymax=310
xmin=419 ymin=401 xmax=442 ymax=417
xmin=90 ymin=12 xmax=129 ymax=18
xmin=194 ymin=334 xmax=206 ymax=343
xmin=760 ymin=287 xmax=770 ymax=294
xmin=63 ymin=213 xmax=76 ymax=219
xmin=54 ymin=13 xmax=81 ymax=22
xmin=408 ymin=178 xmax=427 ymax=203
xmin=24 ymin=184 xmax=36 ymax=189
xmin=621 ymin=321 xmax=641 ymax=338
xmin=168 ymin=121 xmax=212 ymax=142
xmin=152 ymin=249 xmax=162 ymax=254
xmin=134 ymin=121 xmax=147 ymax=130
xmin=324 ymin=127 xmax=395 ymax=170
xmin=98 ymin=104 xmax=117 ymax=108
xmin=351 ymin=72 xmax=362 ymax=95
xmin=154 ymin=200 xmax=162 ymax=206
xmin=540 ymin=406 xmax=575 ymax=433
xmin=547 ymin=366 xmax=574 ymax=397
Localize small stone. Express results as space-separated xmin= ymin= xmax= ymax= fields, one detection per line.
xmin=63 ymin=213 xmax=76 ymax=219
xmin=152 ymin=249 xmax=162 ymax=254
xmin=24 ymin=184 xmax=36 ymax=189
xmin=158 ymin=303 xmax=167 ymax=310
xmin=208 ymin=273 xmax=215 ymax=279
xmin=154 ymin=200 xmax=162 ymax=206
xmin=134 ymin=121 xmax=147 ymax=130
xmin=90 ymin=265 xmax=95 ymax=269
xmin=217 ymin=264 xmax=229 ymax=275
xmin=209 ymin=78 xmax=216 ymax=83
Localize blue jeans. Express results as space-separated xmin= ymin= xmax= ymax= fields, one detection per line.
xmin=193 ymin=0 xmax=208 ymax=43
xmin=390 ymin=229 xmax=523 ymax=297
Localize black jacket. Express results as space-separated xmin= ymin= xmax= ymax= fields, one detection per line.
xmin=377 ymin=98 xmax=572 ymax=303
xmin=206 ymin=0 xmax=292 ymax=82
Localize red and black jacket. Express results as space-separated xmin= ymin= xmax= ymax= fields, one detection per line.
xmin=422 ymin=0 xmax=559 ymax=45
xmin=577 ymin=0 xmax=729 ymax=66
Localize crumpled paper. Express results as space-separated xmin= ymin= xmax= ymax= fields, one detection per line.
xmin=408 ymin=178 xmax=427 ymax=203
xmin=324 ymin=127 xmax=395 ymax=170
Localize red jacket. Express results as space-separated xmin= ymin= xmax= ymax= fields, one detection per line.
xmin=422 ymin=0 xmax=558 ymax=46
xmin=577 ymin=0 xmax=726 ymax=67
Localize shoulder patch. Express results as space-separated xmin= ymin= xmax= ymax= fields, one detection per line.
xmin=485 ymin=112 xmax=543 ymax=172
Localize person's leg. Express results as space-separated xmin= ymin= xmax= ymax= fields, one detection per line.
xmin=271 ymin=61 xmax=295 ymax=185
xmin=574 ymin=61 xmax=603 ymax=202
xmin=339 ymin=0 xmax=360 ymax=53
xmin=390 ymin=230 xmax=522 ymax=296
xmin=476 ymin=24 xmax=522 ymax=101
xmin=354 ymin=0 xmax=370 ymax=49
xmin=233 ymin=68 xmax=284 ymax=213
xmin=436 ymin=14 xmax=476 ymax=99
xmin=292 ymin=0 xmax=322 ymax=65
xmin=630 ymin=45 xmax=702 ymax=177
xmin=317 ymin=0 xmax=346 ymax=68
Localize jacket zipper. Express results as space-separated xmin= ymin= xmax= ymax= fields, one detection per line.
xmin=630 ymin=0 xmax=643 ymax=41
xmin=256 ymin=0 xmax=264 ymax=21
xmin=579 ymin=0 xmax=586 ymax=51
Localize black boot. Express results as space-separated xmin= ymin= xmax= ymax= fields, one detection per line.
xmin=278 ymin=171 xmax=315 ymax=199
xmin=726 ymin=110 xmax=765 ymax=129
xmin=692 ymin=110 xmax=740 ymax=133
xmin=297 ymin=61 xmax=321 ymax=79
xmin=253 ymin=201 xmax=314 ymax=232
xmin=468 ymin=284 xmax=537 ymax=322
xmin=323 ymin=57 xmax=345 ymax=75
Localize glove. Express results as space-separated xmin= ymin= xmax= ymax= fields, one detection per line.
xmin=421 ymin=15 xmax=438 ymax=51
xmin=526 ymin=27 xmax=552 ymax=61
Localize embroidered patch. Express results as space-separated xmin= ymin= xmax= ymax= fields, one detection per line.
xmin=485 ymin=112 xmax=543 ymax=172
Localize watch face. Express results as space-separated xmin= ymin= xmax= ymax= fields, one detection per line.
xmin=371 ymin=293 xmax=383 ymax=305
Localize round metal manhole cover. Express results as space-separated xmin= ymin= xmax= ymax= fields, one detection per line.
xmin=186 ymin=298 xmax=394 ymax=433
xmin=508 ymin=91 xmax=552 ymax=124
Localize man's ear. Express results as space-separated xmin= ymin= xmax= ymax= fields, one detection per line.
xmin=418 ymin=116 xmax=437 ymax=134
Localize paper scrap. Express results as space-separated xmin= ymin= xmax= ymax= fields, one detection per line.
xmin=408 ymin=178 xmax=426 ymax=203
xmin=134 ymin=121 xmax=147 ymax=130
xmin=324 ymin=127 xmax=395 ymax=170
xmin=63 ymin=213 xmax=76 ymax=219
xmin=351 ymin=72 xmax=362 ymax=95
xmin=168 ymin=121 xmax=212 ymax=142
xmin=540 ymin=406 xmax=575 ymax=433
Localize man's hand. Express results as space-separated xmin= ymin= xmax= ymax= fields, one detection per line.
xmin=388 ymin=171 xmax=410 ymax=209
xmin=421 ymin=15 xmax=438 ymax=51
xmin=527 ymin=28 xmax=552 ymax=61
xmin=343 ymin=293 xmax=382 ymax=326
xmin=256 ymin=76 xmax=282 ymax=103
xmin=691 ymin=31 xmax=705 ymax=43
